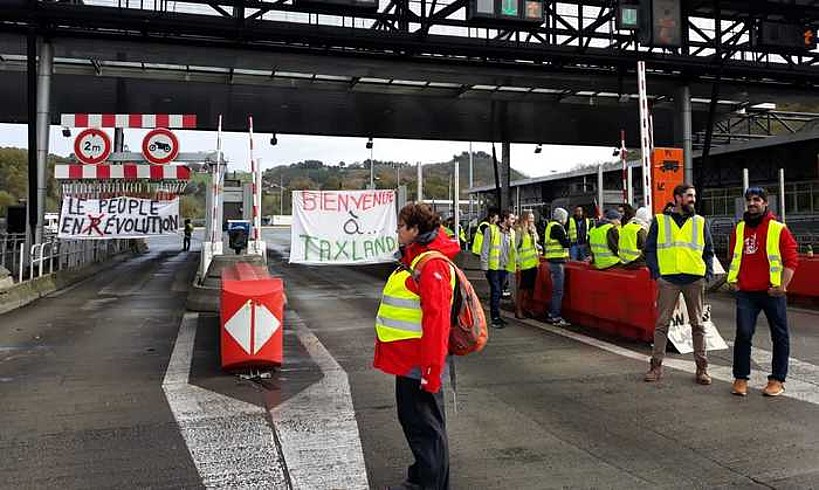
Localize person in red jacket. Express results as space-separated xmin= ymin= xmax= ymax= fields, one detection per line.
xmin=374 ymin=203 xmax=459 ymax=490
xmin=727 ymin=187 xmax=799 ymax=397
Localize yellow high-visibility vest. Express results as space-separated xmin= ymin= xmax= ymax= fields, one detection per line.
xmin=544 ymin=221 xmax=569 ymax=260
xmin=517 ymin=229 xmax=540 ymax=269
xmin=656 ymin=214 xmax=706 ymax=276
xmin=727 ymin=220 xmax=786 ymax=287
xmin=567 ymin=217 xmax=592 ymax=242
xmin=589 ymin=223 xmax=620 ymax=269
xmin=618 ymin=222 xmax=644 ymax=264
xmin=487 ymin=225 xmax=516 ymax=272
xmin=375 ymin=251 xmax=455 ymax=342
xmin=471 ymin=221 xmax=489 ymax=255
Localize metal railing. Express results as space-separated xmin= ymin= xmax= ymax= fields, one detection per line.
xmin=4 ymin=236 xmax=131 ymax=285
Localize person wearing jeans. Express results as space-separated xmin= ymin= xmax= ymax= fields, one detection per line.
xmin=481 ymin=210 xmax=515 ymax=329
xmin=543 ymin=207 xmax=571 ymax=326
xmin=727 ymin=187 xmax=799 ymax=397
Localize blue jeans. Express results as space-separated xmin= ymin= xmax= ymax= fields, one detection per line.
xmin=569 ymin=243 xmax=588 ymax=261
xmin=485 ymin=270 xmax=507 ymax=321
xmin=733 ymin=291 xmax=790 ymax=382
xmin=548 ymin=261 xmax=565 ymax=319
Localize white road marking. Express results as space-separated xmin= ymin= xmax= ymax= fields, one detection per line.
xmin=269 ymin=311 xmax=370 ymax=490
xmin=507 ymin=312 xmax=819 ymax=406
xmin=162 ymin=312 xmax=289 ymax=489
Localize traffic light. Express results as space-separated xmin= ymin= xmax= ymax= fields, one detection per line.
xmin=754 ymin=21 xmax=817 ymax=52
xmin=467 ymin=0 xmax=544 ymax=24
xmin=636 ymin=0 xmax=682 ymax=48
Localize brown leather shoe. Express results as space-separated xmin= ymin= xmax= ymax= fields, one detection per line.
xmin=644 ymin=359 xmax=663 ymax=382
xmin=732 ymin=379 xmax=748 ymax=396
xmin=695 ymin=368 xmax=712 ymax=385
xmin=763 ymin=379 xmax=785 ymax=397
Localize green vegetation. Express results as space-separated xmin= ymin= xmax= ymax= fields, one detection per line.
xmin=0 ymin=147 xmax=65 ymax=215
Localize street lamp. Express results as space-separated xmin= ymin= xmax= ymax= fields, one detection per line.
xmin=366 ymin=137 xmax=374 ymax=188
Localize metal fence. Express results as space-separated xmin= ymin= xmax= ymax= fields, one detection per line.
xmin=1 ymin=233 xmax=130 ymax=285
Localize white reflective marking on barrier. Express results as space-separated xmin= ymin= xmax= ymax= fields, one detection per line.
xmin=511 ymin=313 xmax=819 ymax=407
xmin=254 ymin=303 xmax=280 ymax=354
xmin=136 ymin=165 xmax=151 ymax=178
xmin=162 ymin=313 xmax=289 ymax=488
xmin=82 ymin=165 xmax=96 ymax=178
xmin=54 ymin=166 xmax=69 ymax=179
xmin=225 ymin=300 xmax=253 ymax=354
xmin=60 ymin=114 xmax=75 ymax=127
xmin=115 ymin=114 xmax=129 ymax=127
xmin=110 ymin=165 xmax=124 ymax=178
xmin=169 ymin=114 xmax=183 ymax=127
xmin=163 ymin=165 xmax=175 ymax=179
xmin=142 ymin=114 xmax=156 ymax=128
xmin=88 ymin=114 xmax=102 ymax=127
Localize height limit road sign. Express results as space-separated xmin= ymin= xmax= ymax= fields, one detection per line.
xmin=142 ymin=128 xmax=180 ymax=165
xmin=73 ymin=128 xmax=112 ymax=165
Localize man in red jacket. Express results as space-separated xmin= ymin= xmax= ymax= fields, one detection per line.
xmin=727 ymin=187 xmax=799 ymax=397
xmin=374 ymin=203 xmax=460 ymax=490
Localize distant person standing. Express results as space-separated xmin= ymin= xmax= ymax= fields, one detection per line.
xmin=618 ymin=207 xmax=651 ymax=268
xmin=471 ymin=209 xmax=499 ymax=256
xmin=481 ymin=210 xmax=516 ymax=329
xmin=514 ymin=211 xmax=541 ymax=319
xmin=644 ymin=184 xmax=714 ymax=384
xmin=589 ymin=209 xmax=622 ymax=270
xmin=567 ymin=206 xmax=593 ymax=261
xmin=183 ymin=219 xmax=193 ymax=251
xmin=543 ymin=207 xmax=571 ymax=326
xmin=727 ymin=187 xmax=799 ymax=397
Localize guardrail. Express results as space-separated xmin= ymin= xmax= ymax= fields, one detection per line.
xmin=4 ymin=237 xmax=130 ymax=285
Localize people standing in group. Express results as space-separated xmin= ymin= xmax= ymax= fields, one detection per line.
xmin=644 ymin=183 xmax=715 ymax=385
xmin=502 ymin=212 xmax=517 ymax=299
xmin=374 ymin=203 xmax=460 ymax=490
xmin=618 ymin=206 xmax=651 ymax=268
xmin=514 ymin=211 xmax=541 ymax=319
xmin=183 ymin=219 xmax=193 ymax=251
xmin=481 ymin=210 xmax=516 ymax=329
xmin=727 ymin=187 xmax=799 ymax=397
xmin=543 ymin=207 xmax=571 ymax=326
xmin=589 ymin=209 xmax=622 ymax=270
xmin=471 ymin=209 xmax=499 ymax=256
xmin=567 ymin=205 xmax=593 ymax=261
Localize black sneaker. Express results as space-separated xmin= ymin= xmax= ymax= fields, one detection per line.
xmin=491 ymin=319 xmax=506 ymax=329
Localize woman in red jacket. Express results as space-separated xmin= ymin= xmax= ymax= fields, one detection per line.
xmin=374 ymin=203 xmax=460 ymax=490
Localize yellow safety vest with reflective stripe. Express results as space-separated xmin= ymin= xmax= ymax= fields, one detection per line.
xmin=727 ymin=220 xmax=785 ymax=287
xmin=459 ymin=227 xmax=466 ymax=244
xmin=589 ymin=223 xmax=620 ymax=269
xmin=567 ymin=217 xmax=592 ymax=242
xmin=487 ymin=225 xmax=516 ymax=272
xmin=517 ymin=229 xmax=540 ymax=270
xmin=656 ymin=214 xmax=706 ymax=276
xmin=544 ymin=221 xmax=569 ymax=260
xmin=375 ymin=251 xmax=456 ymax=342
xmin=443 ymin=226 xmax=455 ymax=238
xmin=618 ymin=222 xmax=644 ymax=264
xmin=471 ymin=221 xmax=489 ymax=255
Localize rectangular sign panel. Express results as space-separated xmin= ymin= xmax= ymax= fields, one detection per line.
xmin=58 ymin=196 xmax=179 ymax=239
xmin=290 ymin=190 xmax=399 ymax=265
xmin=650 ymin=147 xmax=684 ymax=215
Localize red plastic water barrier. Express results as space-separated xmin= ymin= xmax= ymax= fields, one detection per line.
xmin=788 ymin=255 xmax=819 ymax=299
xmin=530 ymin=260 xmax=658 ymax=342
xmin=220 ymin=262 xmax=284 ymax=370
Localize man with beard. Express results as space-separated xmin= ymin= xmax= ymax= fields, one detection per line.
xmin=727 ymin=187 xmax=799 ymax=397
xmin=644 ymin=184 xmax=715 ymax=384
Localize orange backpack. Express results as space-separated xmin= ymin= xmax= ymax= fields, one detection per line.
xmin=412 ymin=251 xmax=489 ymax=356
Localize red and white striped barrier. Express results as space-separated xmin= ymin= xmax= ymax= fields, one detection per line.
xmin=61 ymin=114 xmax=197 ymax=129
xmin=54 ymin=164 xmax=191 ymax=180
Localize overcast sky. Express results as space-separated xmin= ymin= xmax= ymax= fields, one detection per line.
xmin=0 ymin=123 xmax=616 ymax=179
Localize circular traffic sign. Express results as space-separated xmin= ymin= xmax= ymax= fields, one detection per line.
xmin=142 ymin=128 xmax=180 ymax=165
xmin=73 ymin=128 xmax=112 ymax=165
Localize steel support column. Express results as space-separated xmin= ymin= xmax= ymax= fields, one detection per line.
xmin=501 ymin=140 xmax=510 ymax=211
xmin=26 ymin=30 xmax=37 ymax=248
xmin=677 ymin=84 xmax=693 ymax=185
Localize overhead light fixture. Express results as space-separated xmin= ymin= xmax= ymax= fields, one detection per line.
xmin=366 ymin=137 xmax=373 ymax=149
xmin=270 ymin=133 xmax=278 ymax=146
xmin=62 ymin=127 xmax=71 ymax=137
xmin=534 ymin=144 xmax=542 ymax=154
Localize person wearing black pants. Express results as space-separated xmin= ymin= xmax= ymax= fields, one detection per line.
xmin=395 ymin=376 xmax=449 ymax=490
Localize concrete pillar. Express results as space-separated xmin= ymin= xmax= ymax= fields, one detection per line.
xmin=501 ymin=141 xmax=511 ymax=211
xmin=35 ymin=40 xmax=53 ymax=244
xmin=416 ymin=161 xmax=423 ymax=202
xmin=677 ymin=85 xmax=693 ymax=184
xmin=454 ymin=154 xmax=460 ymax=240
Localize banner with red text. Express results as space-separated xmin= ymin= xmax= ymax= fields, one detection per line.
xmin=58 ymin=196 xmax=179 ymax=239
xmin=290 ymin=190 xmax=398 ymax=265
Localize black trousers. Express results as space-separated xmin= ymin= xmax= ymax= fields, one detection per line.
xmin=395 ymin=376 xmax=450 ymax=490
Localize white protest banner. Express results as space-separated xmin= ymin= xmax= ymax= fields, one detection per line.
xmin=666 ymin=295 xmax=729 ymax=354
xmin=290 ymin=190 xmax=398 ymax=265
xmin=58 ymin=196 xmax=180 ymax=239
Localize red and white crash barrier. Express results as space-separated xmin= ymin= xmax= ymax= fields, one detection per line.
xmin=60 ymin=113 xmax=197 ymax=129
xmin=54 ymin=164 xmax=191 ymax=180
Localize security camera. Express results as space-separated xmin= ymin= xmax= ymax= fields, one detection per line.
xmin=534 ymin=144 xmax=542 ymax=154
xmin=612 ymin=148 xmax=621 ymax=157
xmin=270 ymin=134 xmax=278 ymax=146
xmin=62 ymin=127 xmax=71 ymax=137
xmin=366 ymin=137 xmax=373 ymax=149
